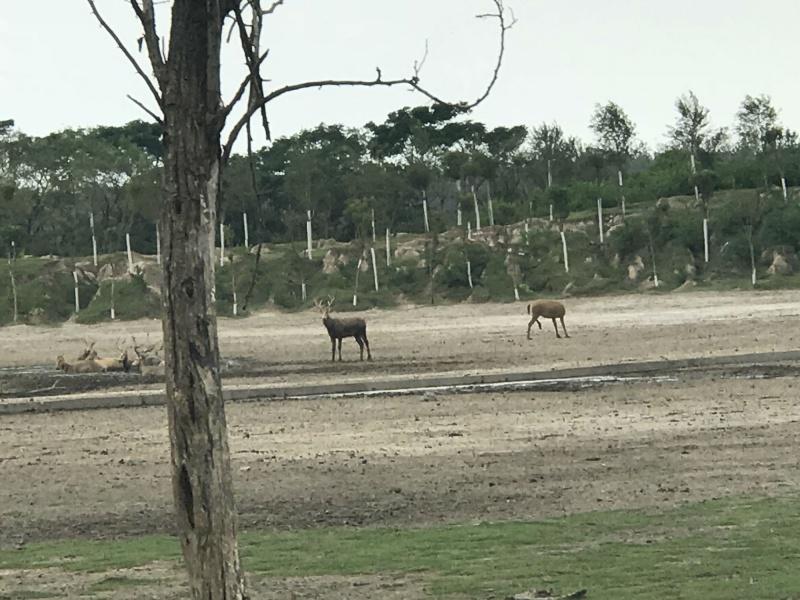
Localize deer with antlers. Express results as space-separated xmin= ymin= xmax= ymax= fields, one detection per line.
xmin=57 ymin=339 xmax=131 ymax=373
xmin=314 ymin=296 xmax=372 ymax=362
xmin=527 ymin=300 xmax=570 ymax=340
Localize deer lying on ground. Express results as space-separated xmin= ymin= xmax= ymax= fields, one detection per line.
xmin=130 ymin=335 xmax=164 ymax=373
xmin=57 ymin=339 xmax=131 ymax=373
xmin=76 ymin=339 xmax=99 ymax=361
xmin=314 ymin=296 xmax=372 ymax=362
xmin=527 ymin=300 xmax=570 ymax=340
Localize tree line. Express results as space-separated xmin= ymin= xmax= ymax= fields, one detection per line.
xmin=1 ymin=92 xmax=797 ymax=258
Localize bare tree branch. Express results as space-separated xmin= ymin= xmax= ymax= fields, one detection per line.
xmin=225 ymin=2 xmax=271 ymax=142
xmin=221 ymin=0 xmax=514 ymax=160
xmin=130 ymin=0 xmax=166 ymax=84
xmin=127 ymin=94 xmax=164 ymax=124
xmin=85 ymin=0 xmax=163 ymax=109
xmin=222 ymin=48 xmax=270 ymax=120
xmin=261 ymin=0 xmax=287 ymax=15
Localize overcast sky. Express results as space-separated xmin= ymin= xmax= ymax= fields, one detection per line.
xmin=2 ymin=1 xmax=798 ymax=152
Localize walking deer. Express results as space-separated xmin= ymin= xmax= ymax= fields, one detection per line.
xmin=314 ymin=296 xmax=372 ymax=362
xmin=527 ymin=300 xmax=570 ymax=339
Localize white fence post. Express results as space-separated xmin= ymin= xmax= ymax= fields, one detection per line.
xmin=371 ymin=247 xmax=379 ymax=292
xmin=487 ymin=182 xmax=495 ymax=227
xmin=243 ymin=212 xmax=249 ymax=248
xmin=781 ymin=177 xmax=788 ymax=202
xmin=471 ymin=185 xmax=481 ymax=230
xmin=703 ymin=217 xmax=709 ymax=263
xmin=466 ymin=259 xmax=473 ymax=289
xmin=110 ymin=280 xmax=116 ymax=320
xmin=371 ymin=208 xmax=376 ymax=243
xmin=126 ymin=233 xmax=134 ymax=274
xmin=385 ymin=228 xmax=391 ymax=267
xmin=618 ymin=170 xmax=626 ymax=217
xmin=73 ymin=270 xmax=80 ymax=313
xmin=353 ymin=257 xmax=362 ymax=307
xmin=89 ymin=212 xmax=98 ymax=266
xmin=560 ymin=230 xmax=570 ymax=273
xmin=597 ymin=198 xmax=604 ymax=244
xmin=306 ymin=210 xmax=313 ymax=259
xmin=422 ymin=190 xmax=430 ymax=233
xmin=219 ymin=222 xmax=225 ymax=267
xmin=155 ymin=222 xmax=161 ymax=265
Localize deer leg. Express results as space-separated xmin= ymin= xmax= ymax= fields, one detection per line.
xmin=560 ymin=317 xmax=570 ymax=338
xmin=552 ymin=318 xmax=561 ymax=338
xmin=527 ymin=318 xmax=535 ymax=340
xmin=355 ymin=335 xmax=365 ymax=361
xmin=331 ymin=338 xmax=336 ymax=362
xmin=338 ymin=338 xmax=343 ymax=361
xmin=362 ymin=331 xmax=372 ymax=361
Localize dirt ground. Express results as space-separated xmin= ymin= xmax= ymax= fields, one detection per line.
xmin=1 ymin=289 xmax=800 ymax=598
xmin=1 ymin=289 xmax=799 ymax=398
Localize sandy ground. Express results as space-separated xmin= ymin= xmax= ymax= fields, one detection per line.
xmin=1 ymin=289 xmax=800 ymax=598
xmin=1 ymin=289 xmax=799 ymax=398
xmin=1 ymin=374 xmax=800 ymax=597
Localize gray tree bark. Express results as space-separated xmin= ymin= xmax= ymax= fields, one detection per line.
xmin=159 ymin=2 xmax=247 ymax=597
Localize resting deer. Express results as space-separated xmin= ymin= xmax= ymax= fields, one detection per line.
xmin=314 ymin=296 xmax=372 ymax=362
xmin=57 ymin=339 xmax=131 ymax=373
xmin=527 ymin=300 xmax=570 ymax=340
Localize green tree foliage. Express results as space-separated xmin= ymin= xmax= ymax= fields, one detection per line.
xmin=590 ymin=101 xmax=637 ymax=168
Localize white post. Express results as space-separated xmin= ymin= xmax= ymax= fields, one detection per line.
xmin=694 ymin=185 xmax=701 ymax=203
xmin=371 ymin=208 xmax=376 ymax=243
xmin=306 ymin=210 xmax=313 ymax=259
xmin=89 ymin=212 xmax=98 ymax=267
xmin=513 ymin=285 xmax=520 ymax=301
xmin=219 ymin=221 xmax=225 ymax=267
xmin=243 ymin=212 xmax=249 ymax=248
xmin=155 ymin=222 xmax=161 ymax=265
xmin=487 ymin=182 xmax=495 ymax=227
xmin=353 ymin=257 xmax=362 ymax=307
xmin=371 ymin=247 xmax=379 ymax=292
xmin=597 ymin=198 xmax=604 ymax=244
xmin=73 ymin=270 xmax=80 ymax=313
xmin=471 ymin=185 xmax=481 ymax=230
xmin=690 ymin=154 xmax=697 ymax=174
xmin=618 ymin=170 xmax=626 ymax=217
xmin=560 ymin=230 xmax=570 ymax=273
xmin=547 ymin=159 xmax=553 ymax=189
xmin=126 ymin=233 xmax=134 ymax=274
xmin=456 ymin=180 xmax=463 ymax=226
xmin=301 ymin=281 xmax=307 ymax=302
xmin=467 ymin=221 xmax=473 ymax=241
xmin=385 ymin=228 xmax=391 ymax=267
xmin=703 ymin=217 xmax=709 ymax=263
xmin=752 ymin=266 xmax=757 ymax=287
xmin=466 ymin=259 xmax=473 ymax=289
xmin=549 ymin=204 xmax=553 ymax=222
xmin=781 ymin=177 xmax=788 ymax=202
xmin=654 ymin=272 xmax=660 ymax=288
xmin=422 ymin=190 xmax=430 ymax=233
xmin=524 ymin=221 xmax=529 ymax=234
xmin=231 ymin=264 xmax=238 ymax=316
xmin=110 ymin=280 xmax=116 ymax=320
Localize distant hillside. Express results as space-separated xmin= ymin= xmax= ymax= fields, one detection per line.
xmin=1 ymin=187 xmax=799 ymax=325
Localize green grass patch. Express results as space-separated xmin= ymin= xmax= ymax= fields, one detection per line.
xmin=3 ymin=495 xmax=800 ymax=598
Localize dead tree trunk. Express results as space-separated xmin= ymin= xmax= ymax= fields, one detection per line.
xmin=159 ymin=4 xmax=246 ymax=598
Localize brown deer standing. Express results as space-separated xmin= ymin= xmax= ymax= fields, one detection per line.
xmin=314 ymin=296 xmax=372 ymax=362
xmin=527 ymin=300 xmax=570 ymax=339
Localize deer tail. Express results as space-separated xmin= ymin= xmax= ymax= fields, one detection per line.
xmin=526 ymin=303 xmax=531 ymax=315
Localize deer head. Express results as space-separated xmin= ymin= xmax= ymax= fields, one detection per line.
xmin=77 ymin=339 xmax=97 ymax=361
xmin=313 ymin=295 xmax=335 ymax=320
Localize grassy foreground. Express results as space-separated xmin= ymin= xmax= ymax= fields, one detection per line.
xmin=1 ymin=495 xmax=799 ymax=599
